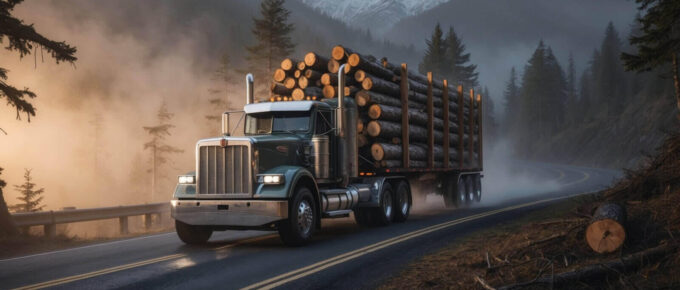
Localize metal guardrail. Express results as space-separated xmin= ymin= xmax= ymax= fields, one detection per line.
xmin=11 ymin=203 xmax=170 ymax=237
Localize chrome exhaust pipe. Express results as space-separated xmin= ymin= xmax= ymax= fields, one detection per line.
xmin=246 ymin=73 xmax=254 ymax=104
xmin=336 ymin=64 xmax=346 ymax=137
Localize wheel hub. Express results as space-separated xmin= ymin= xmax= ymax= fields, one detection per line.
xmin=297 ymin=200 xmax=313 ymax=235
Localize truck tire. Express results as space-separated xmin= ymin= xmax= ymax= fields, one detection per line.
xmin=278 ymin=186 xmax=316 ymax=246
xmin=371 ymin=182 xmax=394 ymax=226
xmin=175 ymin=220 xmax=212 ymax=245
xmin=392 ymin=180 xmax=411 ymax=223
xmin=354 ymin=208 xmax=373 ymax=227
xmin=456 ymin=177 xmax=467 ymax=207
xmin=473 ymin=174 xmax=482 ymax=202
xmin=465 ymin=176 xmax=475 ymax=205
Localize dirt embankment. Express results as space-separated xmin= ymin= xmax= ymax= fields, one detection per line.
xmin=383 ymin=133 xmax=680 ymax=289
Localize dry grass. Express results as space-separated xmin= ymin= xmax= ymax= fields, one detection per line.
xmin=383 ymin=133 xmax=680 ymax=289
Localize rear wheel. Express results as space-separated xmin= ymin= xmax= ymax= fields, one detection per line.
xmin=175 ymin=220 xmax=212 ymax=245
xmin=473 ymin=174 xmax=482 ymax=202
xmin=279 ymin=186 xmax=316 ymax=246
xmin=372 ymin=183 xmax=394 ymax=226
xmin=465 ymin=176 xmax=475 ymax=204
xmin=456 ymin=177 xmax=467 ymax=207
xmin=393 ymin=180 xmax=411 ymax=223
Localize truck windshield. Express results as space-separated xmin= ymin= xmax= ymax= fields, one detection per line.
xmin=245 ymin=112 xmax=311 ymax=134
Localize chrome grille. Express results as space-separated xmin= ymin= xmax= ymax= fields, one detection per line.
xmin=198 ymin=145 xmax=251 ymax=195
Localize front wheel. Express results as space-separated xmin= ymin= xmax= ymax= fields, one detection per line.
xmin=175 ymin=220 xmax=212 ymax=245
xmin=279 ymin=186 xmax=317 ymax=246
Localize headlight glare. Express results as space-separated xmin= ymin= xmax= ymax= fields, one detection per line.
xmin=258 ymin=174 xmax=285 ymax=184
xmin=178 ymin=175 xmax=196 ymax=184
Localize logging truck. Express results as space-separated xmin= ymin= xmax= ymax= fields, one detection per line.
xmin=171 ymin=47 xmax=483 ymax=246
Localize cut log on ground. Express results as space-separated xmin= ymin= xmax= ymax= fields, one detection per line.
xmin=586 ymin=203 xmax=627 ymax=254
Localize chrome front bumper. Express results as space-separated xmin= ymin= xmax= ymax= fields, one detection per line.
xmin=171 ymin=200 xmax=288 ymax=227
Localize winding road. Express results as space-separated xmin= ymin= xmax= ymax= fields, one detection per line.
xmin=0 ymin=162 xmax=619 ymax=290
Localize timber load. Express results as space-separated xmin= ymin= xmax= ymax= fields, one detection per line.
xmin=268 ymin=45 xmax=483 ymax=171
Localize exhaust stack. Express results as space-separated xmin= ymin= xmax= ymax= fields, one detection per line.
xmin=336 ymin=64 xmax=346 ymax=137
xmin=246 ymin=73 xmax=254 ymax=104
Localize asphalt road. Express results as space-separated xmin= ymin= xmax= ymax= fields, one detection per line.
xmin=0 ymin=162 xmax=620 ymax=290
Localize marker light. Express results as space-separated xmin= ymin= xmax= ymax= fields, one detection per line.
xmin=257 ymin=174 xmax=285 ymax=185
xmin=178 ymin=175 xmax=196 ymax=184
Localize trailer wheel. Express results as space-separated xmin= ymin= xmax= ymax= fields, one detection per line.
xmin=466 ymin=176 xmax=475 ymax=204
xmin=175 ymin=220 xmax=212 ymax=245
xmin=473 ymin=174 xmax=482 ymax=202
xmin=393 ymin=180 xmax=411 ymax=223
xmin=279 ymin=186 xmax=316 ymax=246
xmin=453 ymin=177 xmax=467 ymax=207
xmin=354 ymin=208 xmax=372 ymax=227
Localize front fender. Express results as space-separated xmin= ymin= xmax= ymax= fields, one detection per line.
xmin=254 ymin=166 xmax=316 ymax=199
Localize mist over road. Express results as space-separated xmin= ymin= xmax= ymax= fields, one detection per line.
xmin=0 ymin=162 xmax=619 ymax=290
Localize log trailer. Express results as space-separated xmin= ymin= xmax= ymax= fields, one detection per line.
xmin=171 ymin=49 xmax=483 ymax=246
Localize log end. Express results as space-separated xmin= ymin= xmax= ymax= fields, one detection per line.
xmin=371 ymin=143 xmax=385 ymax=161
xmin=297 ymin=61 xmax=306 ymax=71
xmin=368 ymin=104 xmax=381 ymax=120
xmin=298 ymin=76 xmax=309 ymax=89
xmin=273 ymin=69 xmax=286 ymax=82
xmin=348 ymin=53 xmax=360 ymax=67
xmin=322 ymin=85 xmax=336 ymax=98
xmin=321 ymin=73 xmax=331 ymax=86
xmin=362 ymin=78 xmax=373 ymax=90
xmin=291 ymin=88 xmax=305 ymax=101
xmin=304 ymin=52 xmax=317 ymax=67
xmin=331 ymin=45 xmax=345 ymax=61
xmin=283 ymin=77 xmax=296 ymax=89
xmin=328 ymin=60 xmax=340 ymax=74
xmin=294 ymin=70 xmax=302 ymax=79
xmin=586 ymin=219 xmax=626 ymax=253
xmin=355 ymin=69 xmax=366 ymax=83
xmin=281 ymin=58 xmax=294 ymax=71
xmin=356 ymin=90 xmax=370 ymax=107
xmin=366 ymin=120 xmax=381 ymax=137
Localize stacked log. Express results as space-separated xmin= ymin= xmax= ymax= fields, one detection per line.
xmin=269 ymin=45 xmax=482 ymax=171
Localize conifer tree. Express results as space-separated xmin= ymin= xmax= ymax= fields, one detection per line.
xmin=418 ymin=23 xmax=446 ymax=76
xmin=206 ymin=52 xmax=234 ymax=135
xmin=443 ymin=26 xmax=478 ymax=88
xmin=245 ymin=0 xmax=295 ymax=99
xmin=622 ymin=0 xmax=680 ymax=117
xmin=565 ymin=53 xmax=578 ymax=125
xmin=143 ymin=102 xmax=184 ymax=201
xmin=595 ymin=22 xmax=626 ymax=116
xmin=0 ymin=0 xmax=76 ymax=237
xmin=10 ymin=169 xmax=44 ymax=213
xmin=503 ymin=67 xmax=520 ymax=138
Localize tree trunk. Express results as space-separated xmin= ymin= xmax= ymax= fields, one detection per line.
xmin=362 ymin=76 xmax=401 ymax=96
xmin=368 ymin=104 xmax=444 ymax=129
xmin=673 ymin=53 xmax=680 ymax=118
xmin=371 ymin=143 xmax=428 ymax=161
xmin=292 ymin=87 xmax=323 ymax=101
xmin=304 ymin=52 xmax=329 ymax=71
xmin=356 ymin=90 xmax=425 ymax=110
xmin=320 ymin=73 xmax=337 ymax=86
xmin=304 ymin=69 xmax=322 ymax=82
xmin=366 ymin=120 xmax=443 ymax=143
xmin=586 ymin=203 xmax=626 ymax=254
xmin=347 ymin=53 xmax=395 ymax=80
xmin=271 ymin=82 xmax=293 ymax=96
xmin=0 ymin=167 xmax=18 ymax=237
xmin=379 ymin=159 xmax=428 ymax=168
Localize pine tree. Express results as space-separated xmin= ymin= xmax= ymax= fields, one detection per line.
xmin=0 ymin=0 xmax=76 ymax=237
xmin=481 ymin=87 xmax=497 ymax=141
xmin=443 ymin=26 xmax=478 ymax=88
xmin=543 ymin=47 xmax=568 ymax=131
xmin=10 ymin=169 xmax=45 ymax=213
xmin=565 ymin=53 xmax=579 ymax=125
xmin=595 ymin=22 xmax=626 ymax=117
xmin=206 ymin=52 xmax=235 ymax=135
xmin=245 ymin=0 xmax=295 ymax=99
xmin=143 ymin=102 xmax=184 ymax=201
xmin=622 ymin=0 xmax=680 ymax=117
xmin=418 ymin=23 xmax=446 ymax=76
xmin=503 ymin=67 xmax=520 ymax=138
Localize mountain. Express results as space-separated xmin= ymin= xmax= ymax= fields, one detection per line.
xmin=300 ymin=0 xmax=449 ymax=35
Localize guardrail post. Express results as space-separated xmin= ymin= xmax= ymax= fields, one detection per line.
xmin=119 ymin=216 xmax=129 ymax=235
xmin=144 ymin=213 xmax=152 ymax=230
xmin=44 ymin=224 xmax=56 ymax=237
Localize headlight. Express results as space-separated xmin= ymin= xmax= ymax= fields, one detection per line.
xmin=178 ymin=175 xmax=196 ymax=184
xmin=257 ymin=174 xmax=285 ymax=185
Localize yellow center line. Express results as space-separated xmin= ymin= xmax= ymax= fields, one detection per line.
xmin=243 ymin=171 xmax=594 ymax=290
xmin=14 ymin=234 xmax=278 ymax=290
